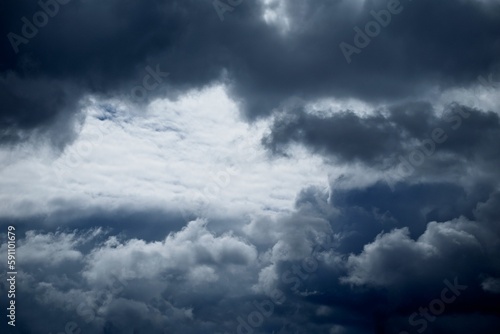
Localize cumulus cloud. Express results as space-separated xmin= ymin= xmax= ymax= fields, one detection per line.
xmin=2 ymin=0 xmax=500 ymax=333
xmin=2 ymin=188 xmax=500 ymax=333
xmin=83 ymin=219 xmax=258 ymax=284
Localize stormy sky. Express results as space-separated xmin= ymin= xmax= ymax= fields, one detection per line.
xmin=1 ymin=0 xmax=500 ymax=333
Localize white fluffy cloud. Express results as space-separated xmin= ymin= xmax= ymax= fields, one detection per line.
xmin=342 ymin=217 xmax=500 ymax=287
xmin=83 ymin=219 xmax=258 ymax=285
xmin=0 ymin=85 xmax=333 ymax=223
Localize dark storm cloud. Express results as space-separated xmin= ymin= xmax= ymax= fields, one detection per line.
xmin=2 ymin=0 xmax=500 ymax=144
xmin=301 ymin=181 xmax=491 ymax=253
xmin=263 ymin=103 xmax=418 ymax=164
xmin=264 ymin=103 xmax=500 ymax=183
xmin=2 ymin=0 xmax=500 ymax=333
xmin=0 ymin=74 xmax=83 ymax=147
xmin=252 ymin=183 xmax=500 ymax=334
xmin=1 ymin=181 xmax=500 ymax=333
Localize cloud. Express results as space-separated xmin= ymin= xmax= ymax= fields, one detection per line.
xmin=0 ymin=85 xmax=331 ymax=225
xmin=2 ymin=0 xmax=499 ymax=145
xmin=1 ymin=188 xmax=500 ymax=333
xmin=1 ymin=0 xmax=500 ymax=333
xmin=263 ymin=102 xmax=500 ymax=188
xmin=83 ymin=219 xmax=258 ymax=285
xmin=16 ymin=228 xmax=100 ymax=266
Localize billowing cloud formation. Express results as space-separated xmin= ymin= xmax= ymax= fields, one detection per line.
xmin=1 ymin=184 xmax=500 ymax=333
xmin=1 ymin=0 xmax=500 ymax=333
xmin=264 ymin=102 xmax=500 ymax=168
xmin=1 ymin=0 xmax=500 ymax=144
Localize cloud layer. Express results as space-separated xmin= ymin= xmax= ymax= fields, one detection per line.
xmin=1 ymin=0 xmax=500 ymax=333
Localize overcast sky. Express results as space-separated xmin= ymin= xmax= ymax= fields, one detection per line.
xmin=1 ymin=0 xmax=500 ymax=333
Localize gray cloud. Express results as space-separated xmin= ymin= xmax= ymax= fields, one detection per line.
xmin=2 ymin=0 xmax=500 ymax=145
xmin=2 ymin=0 xmax=500 ymax=333
xmin=2 ymin=184 xmax=500 ymax=333
xmin=263 ymin=103 xmax=500 ymax=186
